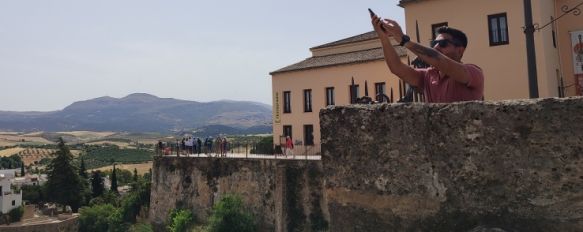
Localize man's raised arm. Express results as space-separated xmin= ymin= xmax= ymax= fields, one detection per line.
xmin=371 ymin=14 xmax=423 ymax=87
xmin=382 ymin=19 xmax=472 ymax=85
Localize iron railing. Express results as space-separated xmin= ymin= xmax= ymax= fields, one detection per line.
xmin=155 ymin=143 xmax=321 ymax=159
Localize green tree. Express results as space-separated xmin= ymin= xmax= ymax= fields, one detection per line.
xmin=20 ymin=162 xmax=25 ymax=177
xmin=207 ymin=194 xmax=256 ymax=232
xmin=78 ymin=204 xmax=129 ymax=232
xmin=167 ymin=209 xmax=194 ymax=232
xmin=45 ymin=138 xmax=83 ymax=212
xmin=8 ymin=206 xmax=24 ymax=223
xmin=91 ymin=171 xmax=105 ymax=198
xmin=22 ymin=185 xmax=44 ymax=204
xmin=79 ymin=157 xmax=88 ymax=179
xmin=133 ymin=168 xmax=138 ymax=182
xmin=111 ymin=164 xmax=118 ymax=194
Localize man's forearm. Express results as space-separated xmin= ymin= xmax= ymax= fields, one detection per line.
xmin=380 ymin=37 xmax=407 ymax=75
xmin=405 ymin=42 xmax=443 ymax=65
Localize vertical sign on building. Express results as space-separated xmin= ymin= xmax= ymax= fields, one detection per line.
xmin=571 ymin=30 xmax=583 ymax=95
xmin=274 ymin=92 xmax=281 ymax=124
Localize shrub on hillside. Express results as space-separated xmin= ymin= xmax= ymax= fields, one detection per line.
xmin=8 ymin=206 xmax=24 ymax=223
xmin=167 ymin=209 xmax=194 ymax=232
xmin=79 ymin=204 xmax=128 ymax=232
xmin=207 ymin=194 xmax=256 ymax=232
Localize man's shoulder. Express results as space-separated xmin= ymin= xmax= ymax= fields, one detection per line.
xmin=464 ymin=63 xmax=483 ymax=71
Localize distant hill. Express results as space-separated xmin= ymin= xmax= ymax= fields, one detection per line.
xmin=0 ymin=93 xmax=272 ymax=134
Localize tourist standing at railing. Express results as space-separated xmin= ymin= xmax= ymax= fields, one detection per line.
xmin=197 ymin=137 xmax=202 ymax=154
xmin=186 ymin=137 xmax=193 ymax=156
xmin=285 ymin=136 xmax=294 ymax=158
xmin=218 ymin=137 xmax=225 ymax=157
xmin=206 ymin=137 xmax=213 ymax=156
xmin=180 ymin=138 xmax=186 ymax=156
xmin=222 ymin=137 xmax=228 ymax=156
xmin=157 ymin=140 xmax=164 ymax=156
xmin=216 ymin=136 xmax=221 ymax=156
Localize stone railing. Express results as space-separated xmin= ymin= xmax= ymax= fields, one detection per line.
xmin=320 ymin=97 xmax=583 ymax=232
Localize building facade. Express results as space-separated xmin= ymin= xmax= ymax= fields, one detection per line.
xmin=0 ymin=169 xmax=23 ymax=214
xmin=270 ymin=0 xmax=583 ymax=147
xmin=270 ymin=32 xmax=408 ymax=148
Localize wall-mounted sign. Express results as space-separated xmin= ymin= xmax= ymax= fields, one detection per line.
xmin=274 ymin=92 xmax=281 ymax=124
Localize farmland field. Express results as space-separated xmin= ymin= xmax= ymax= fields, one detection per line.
xmin=57 ymin=131 xmax=116 ymax=138
xmin=86 ymin=141 xmax=134 ymax=149
xmin=89 ymin=161 xmax=152 ymax=175
xmin=0 ymin=134 xmax=54 ymax=146
xmin=82 ymin=146 xmax=154 ymax=169
xmin=0 ymin=147 xmax=26 ymax=157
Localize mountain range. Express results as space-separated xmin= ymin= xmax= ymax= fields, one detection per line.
xmin=0 ymin=93 xmax=272 ymax=134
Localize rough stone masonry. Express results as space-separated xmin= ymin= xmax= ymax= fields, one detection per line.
xmin=150 ymin=97 xmax=583 ymax=232
xmin=320 ymin=97 xmax=583 ymax=232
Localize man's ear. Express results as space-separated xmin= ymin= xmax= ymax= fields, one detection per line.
xmin=457 ymin=47 xmax=466 ymax=58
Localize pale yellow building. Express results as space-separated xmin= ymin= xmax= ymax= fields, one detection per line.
xmin=270 ymin=0 xmax=583 ymax=148
xmin=270 ymin=33 xmax=408 ymax=148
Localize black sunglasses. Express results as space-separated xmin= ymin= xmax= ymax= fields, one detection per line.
xmin=431 ymin=39 xmax=461 ymax=48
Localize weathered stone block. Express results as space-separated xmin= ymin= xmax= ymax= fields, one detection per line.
xmin=320 ymin=98 xmax=583 ymax=232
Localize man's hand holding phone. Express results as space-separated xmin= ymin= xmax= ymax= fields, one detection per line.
xmin=368 ymin=8 xmax=405 ymax=43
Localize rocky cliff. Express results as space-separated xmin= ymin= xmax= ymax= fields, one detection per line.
xmin=149 ymin=157 xmax=327 ymax=232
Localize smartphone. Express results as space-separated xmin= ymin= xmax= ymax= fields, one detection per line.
xmin=368 ymin=8 xmax=386 ymax=31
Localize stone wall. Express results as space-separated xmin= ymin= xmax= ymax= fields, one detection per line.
xmin=320 ymin=98 xmax=583 ymax=231
xmin=0 ymin=216 xmax=78 ymax=232
xmin=149 ymin=157 xmax=327 ymax=232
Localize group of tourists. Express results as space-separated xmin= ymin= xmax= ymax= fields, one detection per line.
xmin=157 ymin=135 xmax=230 ymax=157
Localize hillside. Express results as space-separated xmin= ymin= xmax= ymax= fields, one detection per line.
xmin=0 ymin=93 xmax=272 ymax=133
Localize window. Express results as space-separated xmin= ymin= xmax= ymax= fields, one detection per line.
xmin=304 ymin=125 xmax=314 ymax=145
xmin=303 ymin=89 xmax=312 ymax=112
xmin=375 ymin=82 xmax=386 ymax=97
xmin=349 ymin=85 xmax=359 ymax=104
xmin=375 ymin=82 xmax=387 ymax=102
xmin=283 ymin=125 xmax=292 ymax=139
xmin=431 ymin=22 xmax=448 ymax=41
xmin=12 ymin=200 xmax=15 ymax=206
xmin=488 ymin=13 xmax=509 ymax=46
xmin=283 ymin=91 xmax=291 ymax=113
xmin=325 ymin=87 xmax=335 ymax=106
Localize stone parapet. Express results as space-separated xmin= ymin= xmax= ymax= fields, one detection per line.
xmin=320 ymin=97 xmax=583 ymax=231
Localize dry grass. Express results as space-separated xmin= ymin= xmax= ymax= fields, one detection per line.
xmin=57 ymin=131 xmax=116 ymax=138
xmin=0 ymin=147 xmax=26 ymax=157
xmin=89 ymin=162 xmax=152 ymax=175
xmin=19 ymin=148 xmax=57 ymax=165
xmin=0 ymin=132 xmax=20 ymax=135
xmin=0 ymin=134 xmax=54 ymax=144
xmin=0 ymin=147 xmax=81 ymax=165
xmin=22 ymin=132 xmax=44 ymax=136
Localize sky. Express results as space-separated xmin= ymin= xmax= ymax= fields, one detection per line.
xmin=0 ymin=0 xmax=405 ymax=111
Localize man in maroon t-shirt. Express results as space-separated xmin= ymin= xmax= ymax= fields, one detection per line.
xmin=370 ymin=13 xmax=484 ymax=103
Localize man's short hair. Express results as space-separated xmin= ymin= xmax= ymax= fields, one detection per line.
xmin=437 ymin=26 xmax=468 ymax=48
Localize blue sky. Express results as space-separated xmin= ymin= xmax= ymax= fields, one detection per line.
xmin=0 ymin=0 xmax=404 ymax=111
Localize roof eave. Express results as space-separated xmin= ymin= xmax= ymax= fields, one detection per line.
xmin=270 ymin=58 xmax=386 ymax=76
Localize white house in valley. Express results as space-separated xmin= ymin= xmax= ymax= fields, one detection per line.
xmin=0 ymin=169 xmax=22 ymax=214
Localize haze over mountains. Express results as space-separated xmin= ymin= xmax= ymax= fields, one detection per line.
xmin=0 ymin=93 xmax=272 ymax=134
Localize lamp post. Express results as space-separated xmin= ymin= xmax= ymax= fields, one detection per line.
xmin=524 ymin=0 xmax=539 ymax=98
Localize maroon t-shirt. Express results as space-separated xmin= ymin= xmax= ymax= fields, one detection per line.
xmin=417 ymin=64 xmax=484 ymax=103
